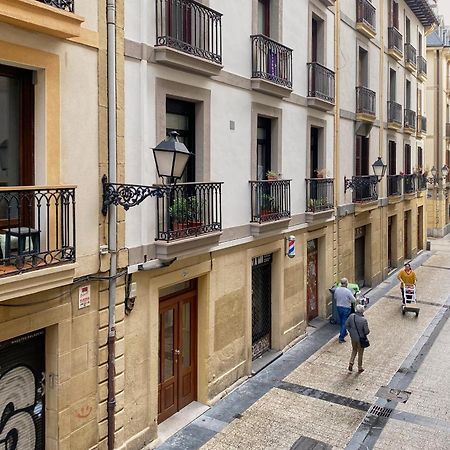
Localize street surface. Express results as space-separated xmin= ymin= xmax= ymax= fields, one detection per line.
xmin=158 ymin=235 xmax=450 ymax=450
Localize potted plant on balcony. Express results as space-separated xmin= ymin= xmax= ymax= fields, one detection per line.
xmin=260 ymin=193 xmax=275 ymax=218
xmin=169 ymin=196 xmax=202 ymax=236
xmin=266 ymin=170 xmax=279 ymax=181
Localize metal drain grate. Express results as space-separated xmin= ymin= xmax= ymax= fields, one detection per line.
xmin=369 ymin=405 xmax=394 ymax=418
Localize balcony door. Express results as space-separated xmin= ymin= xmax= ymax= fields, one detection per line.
xmin=404 ymin=144 xmax=411 ymax=174
xmin=389 ymin=0 xmax=399 ymax=29
xmin=389 ymin=69 xmax=396 ymax=102
xmin=355 ymin=136 xmax=369 ymax=176
xmin=166 ymin=0 xmax=192 ymax=45
xmin=166 ymin=98 xmax=195 ymax=183
xmin=257 ymin=0 xmax=270 ymax=37
xmin=358 ymin=47 xmax=368 ymax=88
xmin=257 ymin=117 xmax=272 ymax=180
xmin=158 ymin=283 xmax=197 ymax=423
xmin=388 ymin=141 xmax=396 ymax=175
xmin=0 ymin=65 xmax=34 ymax=189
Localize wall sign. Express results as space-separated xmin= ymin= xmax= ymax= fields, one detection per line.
xmin=78 ymin=285 xmax=91 ymax=309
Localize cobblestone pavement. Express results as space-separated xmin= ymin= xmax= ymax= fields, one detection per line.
xmin=157 ymin=235 xmax=450 ymax=450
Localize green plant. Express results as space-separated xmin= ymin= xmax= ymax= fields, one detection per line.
xmin=261 ymin=193 xmax=274 ymax=211
xmin=169 ymin=196 xmax=199 ymax=222
xmin=266 ymin=170 xmax=279 ymax=180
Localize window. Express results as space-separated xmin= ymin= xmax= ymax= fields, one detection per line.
xmin=389 ymin=69 xmax=396 ymax=101
xmin=390 ymin=0 xmax=399 ymax=29
xmin=405 ymin=79 xmax=411 ymax=109
xmin=166 ymin=98 xmax=196 ymax=182
xmin=418 ymin=32 xmax=423 ymax=56
xmin=358 ymin=47 xmax=369 ymax=87
xmin=311 ymin=16 xmax=324 ymax=64
xmin=355 ymin=136 xmax=369 ymax=176
xmin=417 ymin=88 xmax=422 ymax=115
xmin=389 ymin=141 xmax=397 ymax=175
xmin=404 ymin=144 xmax=411 ymax=174
xmin=405 ymin=16 xmax=410 ymax=43
xmin=310 ymin=127 xmax=320 ymax=178
xmin=258 ymin=0 xmax=270 ymax=36
xmin=417 ymin=146 xmax=423 ymax=170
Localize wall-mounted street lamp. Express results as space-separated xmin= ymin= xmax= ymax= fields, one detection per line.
xmin=343 ymin=157 xmax=387 ymax=193
xmin=102 ymin=131 xmax=192 ymax=215
xmin=426 ymin=165 xmax=449 ymax=185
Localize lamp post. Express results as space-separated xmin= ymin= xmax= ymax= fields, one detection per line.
xmin=102 ymin=131 xmax=192 ymax=215
xmin=343 ymin=157 xmax=387 ymax=193
xmin=426 ymin=164 xmax=449 ymax=185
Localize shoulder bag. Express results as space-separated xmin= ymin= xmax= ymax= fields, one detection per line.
xmin=354 ymin=315 xmax=370 ymax=348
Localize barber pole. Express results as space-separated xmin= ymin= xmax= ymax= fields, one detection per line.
xmin=286 ymin=235 xmax=296 ymax=258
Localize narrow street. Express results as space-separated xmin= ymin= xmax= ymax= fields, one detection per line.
xmin=158 ymin=235 xmax=450 ymax=450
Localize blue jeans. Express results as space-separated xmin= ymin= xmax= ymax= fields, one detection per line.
xmin=337 ymin=306 xmax=351 ymax=341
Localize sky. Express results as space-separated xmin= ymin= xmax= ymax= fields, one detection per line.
xmin=437 ymin=0 xmax=450 ymax=24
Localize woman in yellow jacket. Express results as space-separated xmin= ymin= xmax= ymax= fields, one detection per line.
xmin=397 ymin=262 xmax=417 ymax=304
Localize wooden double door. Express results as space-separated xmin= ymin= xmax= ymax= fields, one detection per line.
xmin=158 ymin=288 xmax=197 ymax=423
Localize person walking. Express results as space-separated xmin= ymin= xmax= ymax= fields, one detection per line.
xmin=397 ymin=262 xmax=417 ymax=304
xmin=334 ymin=278 xmax=356 ymax=343
xmin=346 ymin=304 xmax=370 ymax=373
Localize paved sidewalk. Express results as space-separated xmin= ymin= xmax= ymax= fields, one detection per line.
xmin=157 ymin=236 xmax=450 ymax=450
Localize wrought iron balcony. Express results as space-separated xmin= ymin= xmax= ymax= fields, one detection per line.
xmin=417 ymin=115 xmax=427 ymax=135
xmin=387 ymin=175 xmax=402 ymax=196
xmin=307 ymin=62 xmax=335 ymax=104
xmin=250 ymin=180 xmax=291 ymax=223
xmin=388 ymin=27 xmax=403 ymax=59
xmin=356 ymin=0 xmax=376 ymax=37
xmin=251 ymin=35 xmax=293 ymax=89
xmin=356 ymin=86 xmax=376 ymax=118
xmin=417 ymin=174 xmax=427 ymax=191
xmin=404 ymin=109 xmax=416 ymax=132
xmin=348 ymin=176 xmax=378 ymax=203
xmin=156 ymin=182 xmax=222 ymax=241
xmin=36 ymin=0 xmax=74 ymax=12
xmin=0 ymin=186 xmax=76 ymax=276
xmin=446 ymin=123 xmax=450 ymax=139
xmin=306 ymin=178 xmax=334 ymax=212
xmin=403 ymin=174 xmax=416 ymax=194
xmin=404 ymin=43 xmax=417 ymax=69
xmin=155 ymin=0 xmax=222 ymax=65
xmin=417 ymin=55 xmax=427 ymax=79
xmin=387 ymin=101 xmax=402 ymax=127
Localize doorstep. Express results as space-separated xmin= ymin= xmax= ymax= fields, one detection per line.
xmin=251 ymin=349 xmax=282 ymax=375
xmin=157 ymin=401 xmax=209 ymax=446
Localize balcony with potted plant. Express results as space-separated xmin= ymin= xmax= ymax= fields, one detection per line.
xmin=305 ymin=173 xmax=334 ymax=224
xmin=404 ymin=108 xmax=416 ymax=134
xmin=249 ymin=172 xmax=291 ymax=235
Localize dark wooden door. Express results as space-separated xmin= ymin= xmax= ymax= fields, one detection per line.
xmin=257 ymin=117 xmax=272 ymax=180
xmin=388 ymin=217 xmax=393 ymax=270
xmin=404 ymin=213 xmax=409 ymax=259
xmin=307 ymin=239 xmax=319 ymax=321
xmin=355 ymin=227 xmax=366 ymax=287
xmin=158 ymin=288 xmax=197 ymax=423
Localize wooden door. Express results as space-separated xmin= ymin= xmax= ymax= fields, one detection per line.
xmin=404 ymin=212 xmax=409 ymax=259
xmin=158 ymin=288 xmax=197 ymax=423
xmin=307 ymin=239 xmax=319 ymax=321
xmin=355 ymin=227 xmax=366 ymax=287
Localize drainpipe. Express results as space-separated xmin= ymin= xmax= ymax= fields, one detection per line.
xmin=334 ymin=0 xmax=340 ymax=278
xmin=106 ymin=0 xmax=117 ymax=449
xmin=435 ymin=49 xmax=441 ymax=233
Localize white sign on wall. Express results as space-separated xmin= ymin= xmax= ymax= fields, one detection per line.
xmin=78 ymin=286 xmax=91 ymax=309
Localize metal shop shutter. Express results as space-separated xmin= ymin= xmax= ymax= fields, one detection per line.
xmin=0 ymin=329 xmax=45 ymax=449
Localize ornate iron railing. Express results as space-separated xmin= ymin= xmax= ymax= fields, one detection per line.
xmin=250 ymin=180 xmax=291 ymax=223
xmin=349 ymin=176 xmax=378 ymax=202
xmin=404 ymin=43 xmax=417 ymax=67
xmin=387 ymin=175 xmax=402 ymax=196
xmin=356 ymin=0 xmax=376 ymax=33
xmin=251 ymin=35 xmax=293 ymax=89
xmin=36 ymin=0 xmax=74 ymax=12
xmin=156 ymin=182 xmax=222 ymax=241
xmin=417 ymin=174 xmax=427 ymax=190
xmin=0 ymin=186 xmax=76 ymax=276
xmin=417 ymin=115 xmax=427 ymax=134
xmin=155 ymin=0 xmax=222 ymax=64
xmin=387 ymin=100 xmax=402 ymax=125
xmin=403 ymin=174 xmax=416 ymax=194
xmin=404 ymin=109 xmax=416 ymax=130
xmin=307 ymin=62 xmax=335 ymax=104
xmin=356 ymin=86 xmax=376 ymax=116
xmin=388 ymin=27 xmax=403 ymax=55
xmin=306 ymin=178 xmax=334 ymax=212
xmin=417 ymin=55 xmax=427 ymax=77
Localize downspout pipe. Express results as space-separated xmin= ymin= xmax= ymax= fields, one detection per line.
xmin=106 ymin=0 xmax=117 ymax=449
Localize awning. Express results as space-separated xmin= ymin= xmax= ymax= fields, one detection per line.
xmin=405 ymin=0 xmax=439 ymax=27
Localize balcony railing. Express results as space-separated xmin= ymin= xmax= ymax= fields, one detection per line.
xmin=155 ymin=0 xmax=223 ymax=64
xmin=250 ymin=180 xmax=291 ymax=223
xmin=446 ymin=123 xmax=450 ymax=139
xmin=403 ymin=174 xmax=416 ymax=194
xmin=350 ymin=176 xmax=378 ymax=203
xmin=356 ymin=86 xmax=376 ymax=117
xmin=387 ymin=175 xmax=402 ymax=196
xmin=356 ymin=0 xmax=376 ymax=33
xmin=250 ymin=35 xmax=293 ymax=89
xmin=417 ymin=115 xmax=427 ymax=134
xmin=156 ymin=182 xmax=222 ymax=241
xmin=404 ymin=43 xmax=417 ymax=67
xmin=37 ymin=0 xmax=74 ymax=12
xmin=388 ymin=27 xmax=403 ymax=56
xmin=387 ymin=100 xmax=402 ymax=125
xmin=417 ymin=174 xmax=427 ymax=190
xmin=0 ymin=186 xmax=76 ymax=276
xmin=404 ymin=109 xmax=416 ymax=130
xmin=417 ymin=55 xmax=427 ymax=77
xmin=305 ymin=178 xmax=334 ymax=212
xmin=307 ymin=62 xmax=335 ymax=104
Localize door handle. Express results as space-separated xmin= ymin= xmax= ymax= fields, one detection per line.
xmin=174 ymin=349 xmax=180 ymax=355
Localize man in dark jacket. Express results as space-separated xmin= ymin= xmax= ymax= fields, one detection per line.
xmin=345 ymin=304 xmax=370 ymax=373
